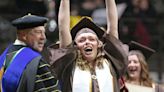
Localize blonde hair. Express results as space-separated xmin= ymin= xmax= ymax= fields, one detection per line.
xmin=76 ymin=40 xmax=105 ymax=70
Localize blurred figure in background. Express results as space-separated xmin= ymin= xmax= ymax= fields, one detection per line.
xmin=15 ymin=0 xmax=48 ymax=15
xmin=125 ymin=41 xmax=164 ymax=92
xmin=119 ymin=0 xmax=157 ymax=48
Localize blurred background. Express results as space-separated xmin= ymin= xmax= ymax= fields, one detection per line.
xmin=0 ymin=0 xmax=164 ymax=84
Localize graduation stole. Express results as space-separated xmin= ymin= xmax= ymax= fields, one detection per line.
xmin=73 ymin=60 xmax=114 ymax=92
xmin=0 ymin=46 xmax=41 ymax=92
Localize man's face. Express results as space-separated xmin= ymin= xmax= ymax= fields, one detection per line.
xmin=24 ymin=26 xmax=46 ymax=52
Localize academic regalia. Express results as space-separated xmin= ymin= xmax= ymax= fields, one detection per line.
xmin=5 ymin=45 xmax=59 ymax=92
xmin=48 ymin=17 xmax=128 ymax=92
xmin=0 ymin=14 xmax=60 ymax=92
xmin=127 ymin=41 xmax=164 ymax=92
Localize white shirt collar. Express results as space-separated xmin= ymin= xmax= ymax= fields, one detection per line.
xmin=13 ymin=39 xmax=27 ymax=46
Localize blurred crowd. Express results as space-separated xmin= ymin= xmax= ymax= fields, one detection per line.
xmin=0 ymin=0 xmax=163 ymax=49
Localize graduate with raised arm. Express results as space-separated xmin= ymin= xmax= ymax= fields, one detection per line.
xmin=58 ymin=0 xmax=119 ymax=47
xmin=48 ymin=0 xmax=128 ymax=91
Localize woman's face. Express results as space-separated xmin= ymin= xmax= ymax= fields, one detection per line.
xmin=75 ymin=32 xmax=99 ymax=62
xmin=127 ymin=54 xmax=141 ymax=80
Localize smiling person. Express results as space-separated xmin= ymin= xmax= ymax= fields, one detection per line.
xmin=47 ymin=0 xmax=128 ymax=92
xmin=125 ymin=41 xmax=164 ymax=92
xmin=0 ymin=14 xmax=60 ymax=92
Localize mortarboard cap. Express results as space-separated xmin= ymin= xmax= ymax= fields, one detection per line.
xmin=129 ymin=41 xmax=155 ymax=60
xmin=12 ymin=14 xmax=48 ymax=30
xmin=71 ymin=17 xmax=105 ymax=40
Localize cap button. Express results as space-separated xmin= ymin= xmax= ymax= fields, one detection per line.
xmin=28 ymin=13 xmax=31 ymax=16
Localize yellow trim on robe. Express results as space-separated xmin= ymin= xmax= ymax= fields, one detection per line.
xmin=90 ymin=78 xmax=92 ymax=92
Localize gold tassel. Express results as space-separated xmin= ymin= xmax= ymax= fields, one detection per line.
xmin=0 ymin=67 xmax=4 ymax=92
xmin=0 ymin=67 xmax=4 ymax=80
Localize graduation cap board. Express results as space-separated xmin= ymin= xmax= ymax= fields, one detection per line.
xmin=71 ymin=17 xmax=105 ymax=40
xmin=129 ymin=41 xmax=155 ymax=60
xmin=12 ymin=14 xmax=48 ymax=30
